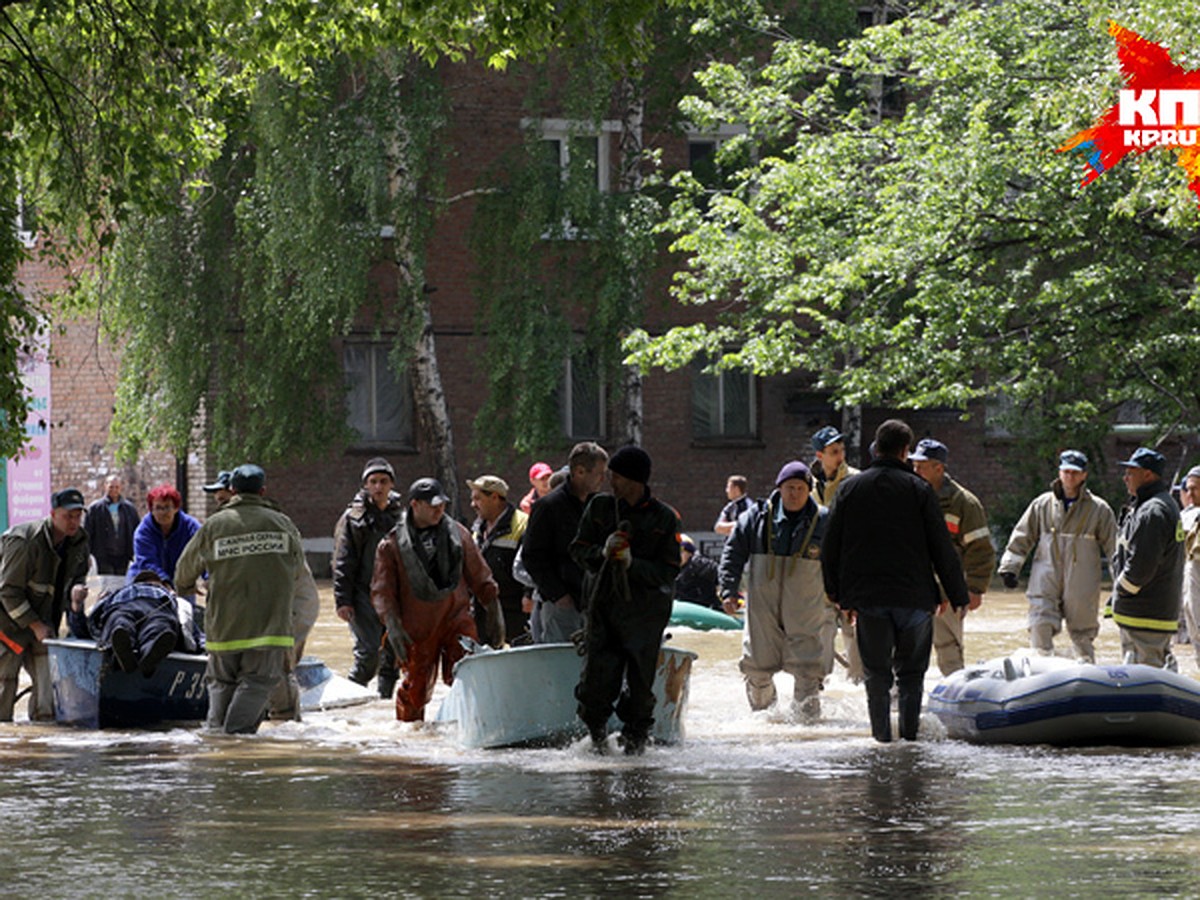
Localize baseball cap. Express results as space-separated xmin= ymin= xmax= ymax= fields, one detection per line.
xmin=52 ymin=488 xmax=86 ymax=510
xmin=1117 ymin=447 xmax=1165 ymax=476
xmin=409 ymin=477 xmax=450 ymax=505
xmin=910 ymin=439 xmax=948 ymax=463
xmin=1059 ymin=450 xmax=1088 ymax=472
xmin=467 ymin=475 xmax=509 ymax=497
xmin=231 ymin=464 xmax=266 ymax=493
xmin=811 ymin=426 xmax=845 ymax=453
xmin=203 ymin=470 xmax=233 ymax=493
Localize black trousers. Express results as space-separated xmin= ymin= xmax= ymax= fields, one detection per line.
xmin=575 ymin=597 xmax=670 ymax=739
xmin=855 ymin=606 xmax=934 ymax=742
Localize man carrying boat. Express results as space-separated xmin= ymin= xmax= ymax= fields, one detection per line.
xmin=175 ymin=464 xmax=309 ymax=734
xmin=1108 ymin=447 xmax=1184 ymax=667
xmin=0 ymin=488 xmax=90 ymax=721
xmin=371 ymin=477 xmax=501 ymax=722
xmin=571 ymin=446 xmax=680 ymax=755
xmin=998 ymin=450 xmax=1117 ymax=663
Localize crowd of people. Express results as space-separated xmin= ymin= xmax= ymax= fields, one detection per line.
xmin=0 ymin=420 xmax=1193 ymax=747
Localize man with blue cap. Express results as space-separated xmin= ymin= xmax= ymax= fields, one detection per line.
xmin=1107 ymin=447 xmax=1184 ymax=666
xmin=998 ymin=450 xmax=1117 ymax=662
xmin=810 ymin=425 xmax=859 ymax=509
xmin=718 ymin=459 xmax=836 ymax=722
xmin=910 ymin=437 xmax=995 ymax=675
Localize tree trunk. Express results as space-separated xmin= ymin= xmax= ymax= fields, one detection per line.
xmin=617 ymin=71 xmax=645 ymax=447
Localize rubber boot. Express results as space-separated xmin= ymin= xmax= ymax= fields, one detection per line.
xmin=745 ymin=676 xmax=777 ymax=712
xmin=867 ymin=691 xmax=892 ymax=743
xmin=1030 ymin=622 xmax=1056 ymax=656
xmin=897 ymin=688 xmax=922 ymax=741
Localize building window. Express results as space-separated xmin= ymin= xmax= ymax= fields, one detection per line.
xmin=692 ymin=363 xmax=757 ymax=439
xmin=526 ymin=118 xmax=619 ymax=237
xmin=557 ymin=350 xmax=606 ymax=440
xmin=344 ymin=341 xmax=415 ymax=449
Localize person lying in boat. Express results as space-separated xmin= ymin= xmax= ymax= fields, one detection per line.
xmin=67 ymin=571 xmax=203 ymax=677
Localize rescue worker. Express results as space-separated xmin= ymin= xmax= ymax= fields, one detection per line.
xmin=718 ymin=460 xmax=836 ymax=722
xmin=0 ymin=488 xmax=90 ymax=721
xmin=175 ymin=464 xmax=309 ymax=734
xmin=811 ymin=426 xmax=859 ymax=508
xmin=371 ymin=477 xmax=501 ymax=722
xmin=1107 ymin=447 xmax=1184 ymax=667
xmin=571 ymin=446 xmax=680 ymax=754
xmin=910 ymin=438 xmax=995 ymax=675
xmin=1180 ymin=466 xmax=1200 ymax=667
xmin=998 ymin=450 xmax=1117 ymax=662
xmin=333 ymin=457 xmax=403 ymax=696
xmin=468 ymin=474 xmax=529 ymax=645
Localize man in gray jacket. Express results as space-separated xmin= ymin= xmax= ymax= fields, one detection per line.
xmin=998 ymin=450 xmax=1117 ymax=663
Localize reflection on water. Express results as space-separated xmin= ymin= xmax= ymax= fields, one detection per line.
xmin=3 ymin=589 xmax=1200 ymax=896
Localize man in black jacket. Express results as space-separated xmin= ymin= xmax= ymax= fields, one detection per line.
xmin=522 ymin=442 xmax=608 ymax=643
xmin=84 ymin=475 xmax=139 ymax=591
xmin=822 ymin=419 xmax=969 ymax=742
xmin=1108 ymin=446 xmax=1184 ymax=666
xmin=333 ymin=457 xmax=403 ymax=696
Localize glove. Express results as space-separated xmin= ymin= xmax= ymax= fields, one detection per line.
xmin=603 ymin=531 xmax=631 ymax=568
xmin=1001 ymin=571 xmax=1018 ymax=590
xmin=384 ymin=613 xmax=411 ymax=666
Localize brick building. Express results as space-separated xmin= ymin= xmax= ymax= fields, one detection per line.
xmin=20 ymin=57 xmax=1164 ymax=569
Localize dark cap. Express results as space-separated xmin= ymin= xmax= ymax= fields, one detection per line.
xmin=202 ymin=470 xmax=233 ymax=493
xmin=52 ymin=488 xmax=86 ymax=511
xmin=409 ymin=477 xmax=449 ymax=506
xmin=231 ymin=464 xmax=266 ymax=493
xmin=1059 ymin=450 xmax=1088 ymax=472
xmin=608 ymin=446 xmax=652 ymax=484
xmin=1117 ymin=447 xmax=1165 ymax=476
xmin=811 ymin=426 xmax=845 ymax=453
xmin=775 ymin=460 xmax=812 ymax=487
xmin=910 ymin=438 xmax=948 ymax=464
xmin=361 ymin=457 xmax=396 ymax=484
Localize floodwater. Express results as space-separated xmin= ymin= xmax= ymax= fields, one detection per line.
xmin=3 ymin=585 xmax=1200 ymax=898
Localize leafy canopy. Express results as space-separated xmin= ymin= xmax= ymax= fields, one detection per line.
xmin=626 ymin=0 xmax=1200 ymax=461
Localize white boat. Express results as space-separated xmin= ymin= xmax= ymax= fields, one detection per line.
xmin=433 ymin=641 xmax=697 ymax=749
xmin=927 ymin=651 xmax=1200 ymax=746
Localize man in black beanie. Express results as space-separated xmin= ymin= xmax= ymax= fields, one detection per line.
xmin=570 ymin=445 xmax=681 ymax=755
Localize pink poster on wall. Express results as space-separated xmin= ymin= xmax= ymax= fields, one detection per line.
xmin=7 ymin=335 xmax=51 ymax=526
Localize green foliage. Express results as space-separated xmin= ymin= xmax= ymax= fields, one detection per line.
xmin=629 ymin=0 xmax=1200 ymax=454
xmin=99 ymin=54 xmax=443 ymax=463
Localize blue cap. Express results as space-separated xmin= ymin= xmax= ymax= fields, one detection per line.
xmin=1059 ymin=450 xmax=1088 ymax=472
xmin=909 ymin=438 xmax=948 ymax=463
xmin=1118 ymin=447 xmax=1165 ymax=476
xmin=231 ymin=464 xmax=266 ymax=493
xmin=811 ymin=426 xmax=845 ymax=452
xmin=203 ymin=470 xmax=233 ymax=493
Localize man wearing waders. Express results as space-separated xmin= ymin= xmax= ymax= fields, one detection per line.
xmin=571 ymin=446 xmax=680 ymax=755
xmin=719 ymin=460 xmax=836 ymax=722
xmin=998 ymin=450 xmax=1117 ymax=662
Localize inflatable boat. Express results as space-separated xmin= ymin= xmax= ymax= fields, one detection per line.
xmin=927 ymin=652 xmax=1200 ymax=746
xmin=669 ymin=600 xmax=742 ymax=631
xmin=45 ymin=638 xmax=376 ymax=728
xmin=434 ymin=640 xmax=697 ymax=749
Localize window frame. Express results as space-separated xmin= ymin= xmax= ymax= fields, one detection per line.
xmin=342 ymin=338 xmax=417 ymax=452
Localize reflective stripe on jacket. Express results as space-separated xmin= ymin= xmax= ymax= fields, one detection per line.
xmin=1109 ymin=480 xmax=1183 ymax=631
